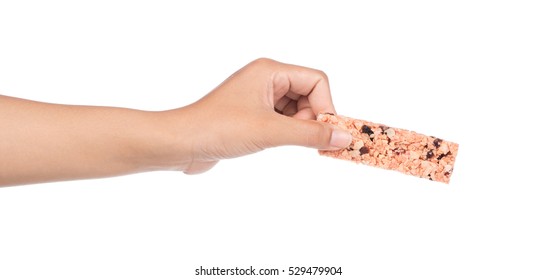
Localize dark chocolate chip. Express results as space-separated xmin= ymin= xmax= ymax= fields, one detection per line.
xmin=444 ymin=172 xmax=451 ymax=176
xmin=426 ymin=150 xmax=434 ymax=159
xmin=346 ymin=146 xmax=354 ymax=151
xmin=361 ymin=125 xmax=374 ymax=136
xmin=359 ymin=146 xmax=370 ymax=155
xmin=429 ymin=177 xmax=433 ymax=181
xmin=437 ymin=151 xmax=451 ymax=161
xmin=433 ymin=138 xmax=443 ymax=148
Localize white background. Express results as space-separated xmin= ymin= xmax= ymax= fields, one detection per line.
xmin=1 ymin=0 xmax=536 ymax=279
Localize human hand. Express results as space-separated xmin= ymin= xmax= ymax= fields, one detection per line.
xmin=0 ymin=58 xmax=351 ymax=186
xmin=160 ymin=58 xmax=352 ymax=174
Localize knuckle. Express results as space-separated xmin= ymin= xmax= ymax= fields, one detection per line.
xmin=250 ymin=57 xmax=275 ymax=67
xmin=315 ymin=69 xmax=329 ymax=81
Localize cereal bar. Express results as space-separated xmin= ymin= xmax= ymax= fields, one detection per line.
xmin=318 ymin=113 xmax=458 ymax=183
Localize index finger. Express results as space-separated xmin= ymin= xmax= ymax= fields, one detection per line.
xmin=271 ymin=60 xmax=336 ymax=116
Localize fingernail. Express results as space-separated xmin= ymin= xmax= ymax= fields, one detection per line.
xmin=330 ymin=129 xmax=352 ymax=149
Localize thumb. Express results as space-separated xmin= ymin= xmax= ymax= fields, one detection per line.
xmin=265 ymin=115 xmax=352 ymax=150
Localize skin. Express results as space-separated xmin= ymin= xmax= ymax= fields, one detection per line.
xmin=0 ymin=58 xmax=352 ymax=187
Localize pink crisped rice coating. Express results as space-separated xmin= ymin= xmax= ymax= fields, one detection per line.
xmin=318 ymin=113 xmax=458 ymax=183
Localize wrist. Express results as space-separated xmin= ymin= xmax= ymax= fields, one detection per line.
xmin=130 ymin=109 xmax=192 ymax=172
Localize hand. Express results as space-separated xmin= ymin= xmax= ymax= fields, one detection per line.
xmin=0 ymin=58 xmax=351 ymax=186
xmin=161 ymin=58 xmax=352 ymax=174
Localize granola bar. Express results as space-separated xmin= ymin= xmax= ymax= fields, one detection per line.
xmin=318 ymin=113 xmax=458 ymax=183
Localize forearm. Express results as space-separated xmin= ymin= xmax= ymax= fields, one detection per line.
xmin=0 ymin=96 xmax=185 ymax=186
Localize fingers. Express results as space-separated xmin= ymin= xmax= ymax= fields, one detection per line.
xmin=293 ymin=96 xmax=315 ymax=120
xmin=269 ymin=59 xmax=336 ymax=116
xmin=274 ymin=96 xmax=292 ymax=113
xmin=282 ymin=100 xmax=298 ymax=116
xmin=252 ymin=59 xmax=348 ymax=150
xmin=275 ymin=96 xmax=314 ymax=119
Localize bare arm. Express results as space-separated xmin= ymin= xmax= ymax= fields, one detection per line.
xmin=0 ymin=58 xmax=351 ymax=186
xmin=0 ymin=96 xmax=181 ymax=185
